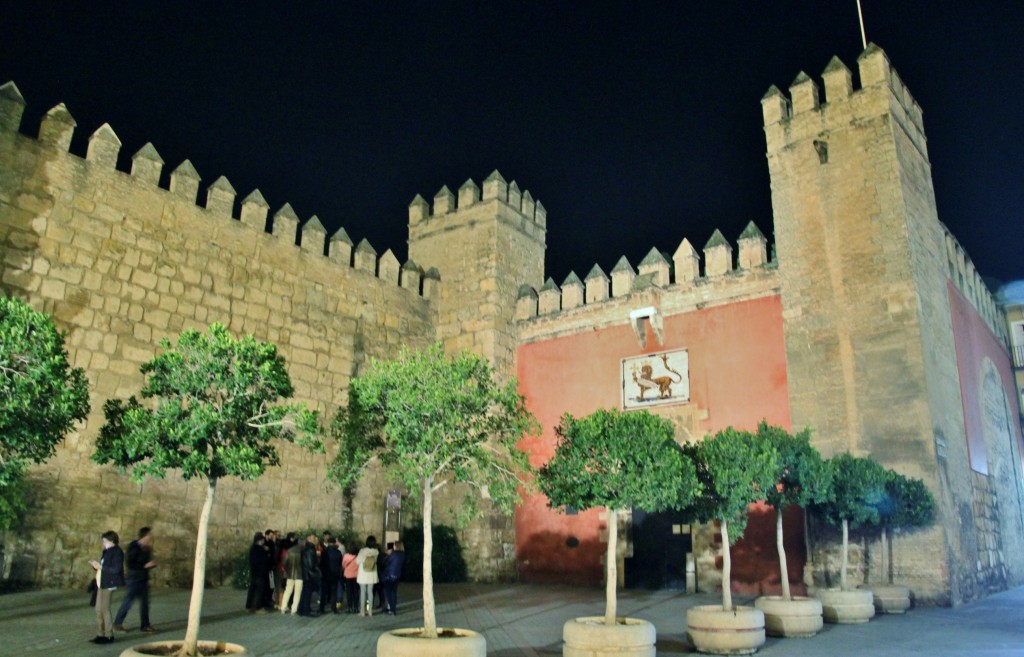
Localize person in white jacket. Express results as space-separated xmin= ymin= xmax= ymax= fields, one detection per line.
xmin=355 ymin=535 xmax=380 ymax=617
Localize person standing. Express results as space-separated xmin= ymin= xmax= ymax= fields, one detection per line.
xmin=263 ymin=529 xmax=278 ymax=609
xmin=321 ymin=537 xmax=343 ymax=614
xmin=279 ymin=537 xmax=304 ymax=614
xmin=245 ymin=532 xmax=270 ymax=613
xmin=356 ymin=535 xmax=379 ymax=617
xmin=113 ymin=527 xmax=157 ymax=633
xmin=381 ymin=541 xmax=406 ymax=615
xmin=342 ymin=541 xmax=360 ymax=613
xmin=89 ymin=530 xmax=124 ymax=644
xmin=297 ymin=534 xmax=321 ymax=616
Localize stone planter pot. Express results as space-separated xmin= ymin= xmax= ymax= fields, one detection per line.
xmin=119 ymin=641 xmax=250 ymax=656
xmin=686 ymin=605 xmax=765 ymax=655
xmin=377 ymin=628 xmax=486 ymax=657
xmin=562 ymin=616 xmax=656 ymax=657
xmin=817 ymin=588 xmax=875 ymax=624
xmin=862 ymin=584 xmax=911 ymax=614
xmin=753 ymin=595 xmax=823 ymax=638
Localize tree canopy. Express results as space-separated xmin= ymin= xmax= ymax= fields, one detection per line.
xmin=329 ymin=343 xmax=538 ymax=515
xmin=682 ymin=426 xmax=780 ymax=543
xmin=539 ymin=408 xmax=699 ymax=513
xmin=0 ymin=295 xmax=90 ymax=529
xmin=93 ymin=322 xmax=320 ymax=482
xmin=811 ymin=453 xmax=888 ymax=530
xmin=759 ymin=422 xmax=832 ymax=511
xmin=877 ymin=469 xmax=935 ymax=531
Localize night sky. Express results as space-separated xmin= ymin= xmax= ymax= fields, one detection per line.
xmin=2 ymin=2 xmax=1022 ymax=290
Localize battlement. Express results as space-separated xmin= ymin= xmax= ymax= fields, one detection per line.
xmin=407 ymin=170 xmax=546 ymax=245
xmin=943 ymin=225 xmax=1009 ymax=344
xmin=762 ymin=44 xmax=927 ymax=157
xmin=515 ymin=221 xmax=774 ymax=324
xmin=0 ymin=81 xmax=435 ymax=300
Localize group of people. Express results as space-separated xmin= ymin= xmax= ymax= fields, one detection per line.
xmin=88 ymin=527 xmax=157 ymax=644
xmin=247 ymin=530 xmax=406 ymax=618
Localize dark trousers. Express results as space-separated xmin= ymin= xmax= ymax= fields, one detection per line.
xmin=344 ymin=577 xmax=358 ymax=612
xmin=297 ymin=577 xmax=318 ymax=615
xmin=246 ymin=572 xmax=267 ymax=610
xmin=320 ymin=575 xmax=339 ymax=612
xmin=383 ymin=580 xmax=399 ymax=612
xmin=114 ymin=579 xmax=150 ymax=628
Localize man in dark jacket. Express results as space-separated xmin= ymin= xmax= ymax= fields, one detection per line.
xmin=297 ymin=534 xmax=321 ymax=616
xmin=320 ymin=537 xmax=343 ymax=614
xmin=380 ymin=541 xmax=406 ymax=615
xmin=112 ymin=527 xmax=156 ymax=632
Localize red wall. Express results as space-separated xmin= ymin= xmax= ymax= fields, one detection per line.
xmin=515 ymin=295 xmax=795 ymax=589
xmin=948 ymin=282 xmax=1024 ymax=474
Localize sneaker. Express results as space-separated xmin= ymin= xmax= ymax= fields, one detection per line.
xmin=112 ymin=625 xmax=127 ymax=632
xmin=141 ymin=626 xmax=157 ymax=633
xmin=89 ymin=636 xmax=105 ymax=644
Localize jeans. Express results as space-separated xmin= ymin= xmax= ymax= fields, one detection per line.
xmin=358 ymin=583 xmax=374 ymax=614
xmin=280 ymin=578 xmax=303 ymax=613
xmin=383 ymin=579 xmax=399 ymax=612
xmin=114 ymin=579 xmax=149 ymax=628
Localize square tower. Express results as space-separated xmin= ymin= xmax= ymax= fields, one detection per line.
xmin=764 ymin=45 xmax=1003 ymax=604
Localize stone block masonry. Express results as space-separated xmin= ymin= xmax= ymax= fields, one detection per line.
xmin=0 ymin=88 xmax=437 ymax=587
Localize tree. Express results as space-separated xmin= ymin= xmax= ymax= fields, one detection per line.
xmin=329 ymin=343 xmax=538 ymax=639
xmin=809 ymin=454 xmax=887 ymax=590
xmin=759 ymin=422 xmax=831 ymax=601
xmin=93 ymin=323 xmax=319 ymax=657
xmin=539 ymin=408 xmax=700 ymax=625
xmin=682 ymin=427 xmax=780 ymax=611
xmin=0 ymin=295 xmax=90 ymax=530
xmin=874 ymin=469 xmax=935 ymax=584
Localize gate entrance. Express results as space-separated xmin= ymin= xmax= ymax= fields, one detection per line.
xmin=625 ymin=508 xmax=692 ymax=590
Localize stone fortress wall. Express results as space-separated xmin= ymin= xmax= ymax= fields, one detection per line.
xmin=1 ymin=43 xmax=1022 ymax=605
xmin=0 ymin=85 xmax=443 ymax=586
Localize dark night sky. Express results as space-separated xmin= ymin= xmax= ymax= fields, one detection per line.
xmin=2 ymin=2 xmax=1022 ymax=289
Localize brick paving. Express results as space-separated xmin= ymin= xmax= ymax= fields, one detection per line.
xmin=1 ymin=582 xmax=1023 ymax=656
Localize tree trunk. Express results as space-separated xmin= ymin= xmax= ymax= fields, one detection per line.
xmin=721 ymin=518 xmax=733 ymax=612
xmin=840 ymin=518 xmax=849 ymax=591
xmin=881 ymin=525 xmax=890 ymax=585
xmin=604 ymin=508 xmax=617 ymax=625
xmin=776 ymin=507 xmax=791 ymax=601
xmin=179 ymin=478 xmax=216 ymax=657
xmin=422 ymin=476 xmax=437 ymax=639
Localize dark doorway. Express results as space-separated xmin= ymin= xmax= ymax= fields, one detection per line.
xmin=625 ymin=508 xmax=691 ymax=590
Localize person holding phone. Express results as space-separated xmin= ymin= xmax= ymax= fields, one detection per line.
xmin=89 ymin=530 xmax=125 ymax=644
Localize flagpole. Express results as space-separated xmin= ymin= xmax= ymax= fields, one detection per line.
xmin=856 ymin=0 xmax=868 ymax=49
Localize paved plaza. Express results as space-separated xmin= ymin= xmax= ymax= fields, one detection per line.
xmin=1 ymin=582 xmax=1022 ymax=656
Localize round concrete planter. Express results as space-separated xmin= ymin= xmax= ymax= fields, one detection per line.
xmin=376 ymin=628 xmax=486 ymax=657
xmin=753 ymin=595 xmax=823 ymax=638
xmin=817 ymin=588 xmax=875 ymax=624
xmin=562 ymin=617 xmax=656 ymax=657
xmin=862 ymin=584 xmax=911 ymax=614
xmin=119 ymin=641 xmax=250 ymax=656
xmin=686 ymin=605 xmax=765 ymax=655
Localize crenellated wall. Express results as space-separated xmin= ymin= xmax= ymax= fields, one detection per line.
xmin=1 ymin=42 xmax=1021 ymax=606
xmin=0 ymin=83 xmax=439 ymax=587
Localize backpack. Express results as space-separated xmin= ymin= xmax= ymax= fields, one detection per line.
xmin=363 ymin=553 xmax=377 ymax=570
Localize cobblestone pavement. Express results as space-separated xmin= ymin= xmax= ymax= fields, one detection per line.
xmin=1 ymin=583 xmax=1023 ymax=656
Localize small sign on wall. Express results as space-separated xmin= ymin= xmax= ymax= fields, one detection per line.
xmin=622 ymin=349 xmax=690 ymax=409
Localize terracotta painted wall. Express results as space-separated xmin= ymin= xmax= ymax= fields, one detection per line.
xmin=949 ymin=282 xmax=1024 ymax=474
xmin=515 ymin=295 xmax=794 ymax=588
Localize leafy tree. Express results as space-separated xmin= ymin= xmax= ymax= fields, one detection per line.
xmin=329 ymin=343 xmax=538 ymax=639
xmin=0 ymin=295 xmax=90 ymax=530
xmin=809 ymin=454 xmax=887 ymax=590
xmin=93 ymin=323 xmax=320 ymax=657
xmin=539 ymin=408 xmax=700 ymax=625
xmin=873 ymin=469 xmax=935 ymax=584
xmin=400 ymin=523 xmax=468 ymax=583
xmin=759 ymin=422 xmax=832 ymax=601
xmin=681 ymin=427 xmax=780 ymax=611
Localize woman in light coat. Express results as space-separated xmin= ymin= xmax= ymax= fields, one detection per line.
xmin=355 ymin=535 xmax=379 ymax=617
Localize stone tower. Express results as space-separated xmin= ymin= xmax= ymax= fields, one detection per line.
xmin=763 ymin=45 xmax=982 ymax=603
xmin=407 ymin=172 xmax=546 ymax=371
